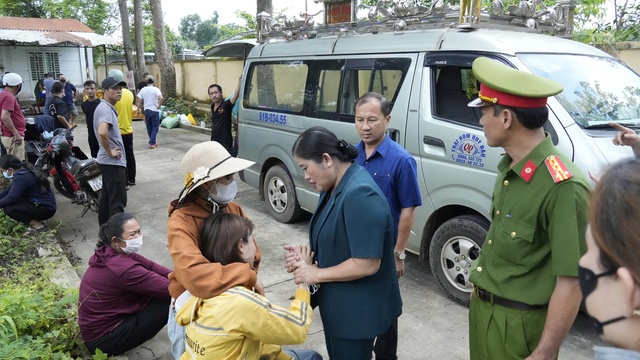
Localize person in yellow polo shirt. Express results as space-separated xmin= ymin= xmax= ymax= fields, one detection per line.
xmin=467 ymin=57 xmax=591 ymax=360
xmin=107 ymin=69 xmax=136 ymax=186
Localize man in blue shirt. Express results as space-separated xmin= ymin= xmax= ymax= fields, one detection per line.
xmin=58 ymin=74 xmax=77 ymax=125
xmin=354 ymin=92 xmax=422 ymax=360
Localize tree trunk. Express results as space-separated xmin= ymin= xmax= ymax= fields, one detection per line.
xmin=150 ymin=0 xmax=176 ymax=98
xmin=257 ymin=0 xmax=273 ymax=15
xmin=133 ymin=0 xmax=145 ymax=84
xmin=117 ymin=0 xmax=135 ymax=74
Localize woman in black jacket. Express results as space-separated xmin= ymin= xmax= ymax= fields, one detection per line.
xmin=0 ymin=154 xmax=56 ymax=232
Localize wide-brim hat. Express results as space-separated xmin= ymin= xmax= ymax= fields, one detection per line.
xmin=177 ymin=141 xmax=254 ymax=204
xmin=467 ymin=57 xmax=563 ymax=108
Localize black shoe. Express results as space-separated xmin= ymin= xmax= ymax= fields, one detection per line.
xmin=126 ymin=185 xmax=130 ymax=191
xmin=127 ymin=180 xmax=136 ymax=186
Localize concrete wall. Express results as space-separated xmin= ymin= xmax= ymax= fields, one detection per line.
xmin=1 ymin=45 xmax=91 ymax=102
xmin=95 ymin=59 xmax=243 ymax=101
xmin=595 ymin=41 xmax=640 ymax=73
xmin=618 ymin=42 xmax=640 ymax=74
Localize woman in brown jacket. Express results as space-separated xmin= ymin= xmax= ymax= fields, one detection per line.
xmin=166 ymin=141 xmax=262 ymax=359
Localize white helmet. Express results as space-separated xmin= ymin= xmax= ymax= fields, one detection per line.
xmin=2 ymin=73 xmax=23 ymax=87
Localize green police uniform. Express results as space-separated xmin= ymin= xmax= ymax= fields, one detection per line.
xmin=467 ymin=58 xmax=591 ymax=360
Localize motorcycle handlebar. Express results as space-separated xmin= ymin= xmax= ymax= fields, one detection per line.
xmin=69 ymin=124 xmax=78 ymax=131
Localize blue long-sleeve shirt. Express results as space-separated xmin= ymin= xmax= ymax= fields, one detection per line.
xmin=0 ymin=169 xmax=56 ymax=211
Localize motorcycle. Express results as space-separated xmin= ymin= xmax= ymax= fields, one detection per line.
xmin=34 ymin=125 xmax=102 ymax=216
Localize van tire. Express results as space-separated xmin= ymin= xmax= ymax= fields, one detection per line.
xmin=429 ymin=215 xmax=489 ymax=307
xmin=264 ymin=165 xmax=303 ymax=223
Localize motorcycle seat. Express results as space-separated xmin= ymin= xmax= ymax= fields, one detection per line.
xmin=70 ymin=158 xmax=98 ymax=174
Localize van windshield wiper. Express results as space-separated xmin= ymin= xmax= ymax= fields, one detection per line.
xmin=582 ymin=120 xmax=640 ymax=129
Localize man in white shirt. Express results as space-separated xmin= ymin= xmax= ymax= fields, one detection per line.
xmin=136 ymin=76 xmax=163 ymax=149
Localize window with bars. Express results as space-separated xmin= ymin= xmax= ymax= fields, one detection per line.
xmin=28 ymin=52 xmax=60 ymax=81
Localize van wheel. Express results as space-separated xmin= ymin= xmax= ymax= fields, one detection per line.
xmin=264 ymin=165 xmax=303 ymax=223
xmin=429 ymin=215 xmax=489 ymax=306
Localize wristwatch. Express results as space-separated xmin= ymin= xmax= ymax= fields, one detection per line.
xmin=394 ymin=251 xmax=406 ymax=260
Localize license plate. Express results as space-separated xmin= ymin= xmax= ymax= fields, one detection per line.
xmin=88 ymin=176 xmax=102 ymax=191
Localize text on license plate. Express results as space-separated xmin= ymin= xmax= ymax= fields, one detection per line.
xmin=88 ymin=176 xmax=102 ymax=191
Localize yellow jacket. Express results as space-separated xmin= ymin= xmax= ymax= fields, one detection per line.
xmin=176 ymin=286 xmax=312 ymax=360
xmin=115 ymin=88 xmax=134 ymax=135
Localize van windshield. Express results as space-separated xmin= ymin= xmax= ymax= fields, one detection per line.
xmin=518 ymin=54 xmax=640 ymax=128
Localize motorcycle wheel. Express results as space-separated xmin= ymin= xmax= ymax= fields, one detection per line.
xmin=90 ymin=189 xmax=101 ymax=212
xmin=53 ymin=176 xmax=74 ymax=199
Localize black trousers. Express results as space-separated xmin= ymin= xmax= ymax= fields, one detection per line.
xmin=85 ymin=297 xmax=170 ymax=356
xmin=97 ymin=164 xmax=127 ymax=225
xmin=374 ymin=320 xmax=398 ymax=360
xmin=3 ymin=202 xmax=55 ymax=224
xmin=121 ymin=133 xmax=136 ymax=183
xmin=87 ymin=125 xmax=99 ymax=159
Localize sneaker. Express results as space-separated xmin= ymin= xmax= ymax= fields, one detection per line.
xmin=127 ymin=180 xmax=136 ymax=186
xmin=149 ymin=144 xmax=158 ymax=149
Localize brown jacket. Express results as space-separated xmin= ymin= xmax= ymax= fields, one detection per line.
xmin=167 ymin=195 xmax=261 ymax=299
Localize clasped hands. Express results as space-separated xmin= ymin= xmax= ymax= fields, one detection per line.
xmin=283 ymin=244 xmax=318 ymax=286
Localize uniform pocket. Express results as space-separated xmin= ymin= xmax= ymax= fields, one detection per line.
xmin=496 ymin=218 xmax=536 ymax=266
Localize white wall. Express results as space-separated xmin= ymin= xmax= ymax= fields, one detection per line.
xmin=0 ymin=45 xmax=88 ymax=102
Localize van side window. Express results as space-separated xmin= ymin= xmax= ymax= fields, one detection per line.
xmin=316 ymin=69 xmax=341 ymax=113
xmin=338 ymin=58 xmax=411 ymax=122
xmin=433 ymin=66 xmax=481 ymax=126
xmin=246 ymin=62 xmax=308 ymax=113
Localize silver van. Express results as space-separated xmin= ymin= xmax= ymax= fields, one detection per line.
xmin=237 ymin=23 xmax=640 ymax=304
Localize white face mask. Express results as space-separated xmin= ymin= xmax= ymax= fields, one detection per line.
xmin=209 ymin=181 xmax=237 ymax=204
xmin=119 ymin=235 xmax=143 ymax=254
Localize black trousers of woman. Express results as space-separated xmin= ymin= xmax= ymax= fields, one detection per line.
xmin=85 ymin=297 xmax=170 ymax=356
xmin=3 ymin=202 xmax=55 ymax=224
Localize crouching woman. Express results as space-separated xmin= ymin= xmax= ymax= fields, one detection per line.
xmin=0 ymin=154 xmax=55 ymax=232
xmin=176 ymin=213 xmax=321 ymax=360
xmin=78 ymin=213 xmax=171 ymax=356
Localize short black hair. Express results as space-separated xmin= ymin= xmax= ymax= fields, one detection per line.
xmin=355 ymin=92 xmax=391 ymax=117
xmin=84 ymin=80 xmax=96 ymax=87
xmin=51 ymin=81 xmax=64 ymax=94
xmin=492 ymin=104 xmax=548 ymax=129
xmin=208 ymin=84 xmax=222 ymax=94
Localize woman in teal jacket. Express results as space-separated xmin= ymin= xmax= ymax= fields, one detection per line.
xmin=287 ymin=126 xmax=402 ymax=360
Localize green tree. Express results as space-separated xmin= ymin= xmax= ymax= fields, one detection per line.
xmin=179 ymin=14 xmax=202 ymax=41
xmin=0 ymin=0 xmax=117 ymax=35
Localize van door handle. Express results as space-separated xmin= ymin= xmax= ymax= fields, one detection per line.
xmin=424 ymin=136 xmax=445 ymax=148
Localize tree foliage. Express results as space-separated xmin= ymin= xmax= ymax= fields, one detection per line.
xmin=178 ymin=11 xmax=249 ymax=48
xmin=0 ymin=0 xmax=117 ymax=35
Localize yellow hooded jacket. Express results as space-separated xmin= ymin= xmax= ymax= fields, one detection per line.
xmin=176 ymin=286 xmax=312 ymax=360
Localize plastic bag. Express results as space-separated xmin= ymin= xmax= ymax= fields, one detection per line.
xmin=187 ymin=113 xmax=197 ymax=125
xmin=179 ymin=114 xmax=191 ymax=126
xmin=161 ymin=115 xmax=180 ymax=129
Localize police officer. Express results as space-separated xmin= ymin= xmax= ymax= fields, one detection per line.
xmin=467 ymin=57 xmax=591 ymax=360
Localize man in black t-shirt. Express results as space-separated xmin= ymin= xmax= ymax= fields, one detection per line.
xmin=81 ymin=80 xmax=101 ymax=158
xmin=49 ymin=82 xmax=71 ymax=129
xmin=208 ymin=76 xmax=241 ymax=154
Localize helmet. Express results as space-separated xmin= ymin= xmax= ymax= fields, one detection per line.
xmin=107 ymin=69 xmax=125 ymax=82
xmin=2 ymin=73 xmax=23 ymax=87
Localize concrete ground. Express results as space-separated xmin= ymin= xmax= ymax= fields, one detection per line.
xmin=50 ymin=118 xmax=603 ymax=359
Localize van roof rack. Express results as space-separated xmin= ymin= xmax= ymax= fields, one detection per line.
xmin=256 ymin=0 xmax=576 ymax=43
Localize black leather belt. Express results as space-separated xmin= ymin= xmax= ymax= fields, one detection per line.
xmin=473 ymin=287 xmax=547 ymax=311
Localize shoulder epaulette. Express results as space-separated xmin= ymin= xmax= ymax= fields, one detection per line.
xmin=544 ymin=155 xmax=573 ymax=183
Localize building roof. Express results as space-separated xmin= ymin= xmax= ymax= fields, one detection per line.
xmin=0 ymin=17 xmax=120 ymax=47
xmin=0 ymin=17 xmax=94 ymax=32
